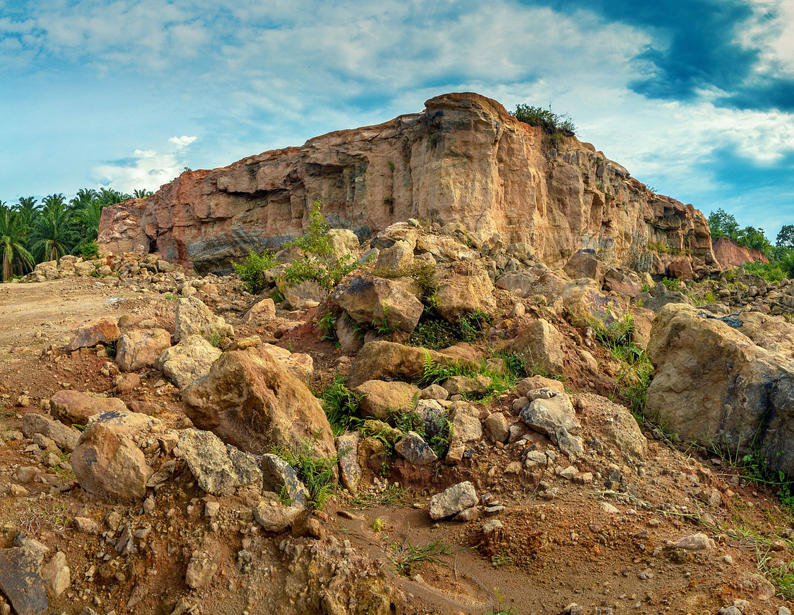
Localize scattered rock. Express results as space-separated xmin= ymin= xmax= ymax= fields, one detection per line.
xmin=354 ymin=380 xmax=420 ymax=421
xmin=0 ymin=545 xmax=48 ymax=615
xmin=260 ymin=453 xmax=309 ymax=507
xmin=666 ymin=533 xmax=715 ymax=551
xmin=156 ymin=335 xmax=221 ymax=389
xmin=510 ymin=319 xmax=565 ymax=376
xmin=395 ymin=431 xmax=438 ymax=465
xmin=116 ymin=328 xmax=172 ymax=372
xmin=185 ymin=548 xmax=221 ymax=589
xmin=178 ymin=429 xmax=263 ymax=496
xmin=41 ymin=551 xmax=70 ymax=598
xmin=331 ymin=275 xmax=424 ymax=333
xmin=50 ymin=390 xmax=127 ymax=426
xmin=175 ymin=297 xmax=234 ymax=342
xmin=67 ymin=318 xmax=120 ymax=351
xmin=336 ymin=432 xmax=362 ymax=494
xmin=253 ymin=501 xmax=302 ymax=532
xmin=429 ymin=481 xmax=478 ymax=520
xmin=484 ymin=412 xmax=509 ymax=444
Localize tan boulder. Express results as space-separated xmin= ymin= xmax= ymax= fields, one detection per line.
xmin=242 ymin=298 xmax=276 ymax=324
xmin=175 ymin=297 xmax=233 ymax=342
xmin=434 ymin=262 xmax=496 ymax=324
xmin=353 ymin=380 xmax=420 ymax=420
xmin=510 ymin=319 xmax=566 ymax=376
xmin=50 ymin=390 xmax=127 ymax=426
xmin=183 ymin=346 xmax=335 ymax=459
xmin=156 ymin=335 xmax=221 ymax=389
xmin=331 ymin=275 xmax=423 ymax=333
xmin=561 ymin=279 xmax=626 ymax=327
xmin=116 ymin=328 xmax=172 ymax=372
xmin=563 ymin=249 xmax=605 ymax=282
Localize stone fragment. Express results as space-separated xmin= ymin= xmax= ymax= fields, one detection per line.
xmin=253 ymin=501 xmax=302 ymax=532
xmin=510 ymin=319 xmax=565 ymax=376
xmin=259 ymin=453 xmax=308 ymax=507
xmin=116 ymin=328 xmax=172 ymax=372
xmin=336 ymin=432 xmax=362 ymax=494
xmin=331 ymin=275 xmax=423 ymax=333
xmin=484 ymin=412 xmax=509 ymax=444
xmin=395 ymin=431 xmax=438 ymax=465
xmin=429 ymin=481 xmax=479 ymax=520
xmin=67 ymin=318 xmax=120 ymax=351
xmin=242 ymin=298 xmax=276 ymax=324
xmin=156 ymin=335 xmax=221 ymax=389
xmin=666 ymin=533 xmax=715 ymax=551
xmin=354 ymin=380 xmax=420 ymax=421
xmin=178 ymin=429 xmax=262 ymax=496
xmin=185 ymin=548 xmax=221 ymax=589
xmin=50 ymin=390 xmax=127 ymax=426
xmin=41 ymin=551 xmax=70 ymax=598
xmin=175 ymin=297 xmax=233 ymax=342
xmin=0 ymin=546 xmax=48 ymax=615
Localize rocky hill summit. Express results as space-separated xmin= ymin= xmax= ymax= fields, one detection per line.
xmin=98 ymin=93 xmax=715 ymax=277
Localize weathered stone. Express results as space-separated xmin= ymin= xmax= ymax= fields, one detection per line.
xmin=21 ymin=413 xmax=80 ymax=452
xmin=41 ymin=552 xmax=70 ymax=598
xmin=446 ymin=401 xmax=483 ymax=463
xmin=116 ymin=328 xmax=172 ymax=372
xmin=331 ymin=275 xmax=423 ymax=333
xmin=259 ymin=453 xmax=308 ymax=507
xmin=395 ymin=431 xmax=438 ymax=465
xmin=484 ymin=412 xmax=509 ymax=444
xmin=434 ymin=262 xmax=495 ymax=324
xmin=50 ymin=390 xmax=127 ymax=426
xmin=185 ymin=548 xmax=221 ymax=589
xmin=516 ymin=376 xmax=565 ymax=398
xmin=175 ymin=297 xmax=233 ymax=342
xmin=561 ymin=279 xmax=625 ymax=328
xmin=520 ymin=392 xmax=579 ymax=437
xmin=420 ymin=384 xmax=449 ymax=401
xmin=510 ymin=319 xmax=565 ymax=376
xmin=67 ymin=318 xmax=120 ymax=351
xmin=0 ymin=546 xmax=48 ymax=615
xmin=242 ymin=298 xmax=276 ymax=324
xmin=253 ymin=501 xmax=302 ymax=532
xmin=374 ymin=240 xmax=413 ymax=270
xmin=666 ymin=533 xmax=715 ymax=551
xmin=354 ymin=380 xmax=420 ymax=421
xmin=183 ymin=345 xmax=335 ymax=459
xmin=563 ymin=249 xmax=605 ymax=282
xmin=429 ymin=481 xmax=479 ymax=520
xmin=336 ymin=432 xmax=362 ymax=494
xmin=156 ymin=335 xmax=221 ymax=389
xmin=604 ymin=267 xmax=642 ymax=296
xmin=442 ymin=375 xmax=491 ymax=396
xmin=335 ymin=314 xmax=364 ymax=354
xmin=178 ymin=429 xmax=262 ymax=496
xmin=71 ymin=411 xmax=154 ymax=501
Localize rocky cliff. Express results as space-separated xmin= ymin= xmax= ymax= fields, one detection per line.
xmin=712 ymin=236 xmax=770 ymax=269
xmin=98 ymin=92 xmax=716 ymax=274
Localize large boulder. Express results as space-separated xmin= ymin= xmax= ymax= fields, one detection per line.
xmin=71 ymin=410 xmax=155 ymax=501
xmin=646 ymin=304 xmax=794 ymax=476
xmin=183 ymin=346 xmax=335 ymax=459
xmin=331 ymin=275 xmax=423 ymax=333
xmin=510 ymin=319 xmax=565 ymax=376
xmin=116 ymin=328 xmax=172 ymax=372
xmin=156 ymin=335 xmax=222 ymax=389
xmin=520 ymin=390 xmax=583 ymax=457
xmin=433 ymin=262 xmax=495 ymax=324
xmin=348 ymin=341 xmax=477 ymax=388
xmin=50 ymin=390 xmax=127 ymax=426
xmin=177 ymin=429 xmax=262 ymax=496
xmin=563 ymin=249 xmax=605 ymax=282
xmin=21 ymin=413 xmax=81 ymax=452
xmin=0 ymin=545 xmax=48 ymax=615
xmin=175 ymin=297 xmax=234 ymax=342
xmin=67 ymin=318 xmax=120 ymax=351
xmin=561 ymin=279 xmax=625 ymax=327
xmin=353 ymin=380 xmax=420 ymax=420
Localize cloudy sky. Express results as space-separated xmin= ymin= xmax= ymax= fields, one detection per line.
xmin=2 ymin=0 xmax=793 ymax=237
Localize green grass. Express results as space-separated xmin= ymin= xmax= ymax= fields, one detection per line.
xmin=660 ymin=276 xmax=681 ymax=291
xmin=350 ymin=484 xmax=411 ymax=508
xmin=389 ymin=539 xmax=452 ymax=576
xmin=271 ymin=439 xmax=347 ymax=510
xmin=417 ymin=351 xmax=524 ymax=403
xmin=393 ymin=407 xmax=452 ymax=459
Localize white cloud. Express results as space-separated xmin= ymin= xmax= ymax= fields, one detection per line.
xmin=92 ymin=136 xmax=198 ymax=194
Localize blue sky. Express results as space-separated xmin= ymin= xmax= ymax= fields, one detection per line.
xmin=2 ymin=0 xmax=793 ymax=239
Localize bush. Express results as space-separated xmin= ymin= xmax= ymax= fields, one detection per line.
xmin=232 ymin=249 xmax=277 ymax=294
xmin=320 ymin=376 xmax=362 ymax=436
xmin=510 ymin=104 xmax=576 ymax=138
xmin=271 ymin=439 xmax=346 ymax=510
xmin=79 ymin=241 xmax=99 ymax=259
xmin=743 ymin=261 xmax=787 ymax=283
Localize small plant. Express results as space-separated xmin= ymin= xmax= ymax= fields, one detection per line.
xmin=373 ymin=518 xmax=385 ymax=532
xmin=491 ymin=552 xmax=513 ymax=568
xmin=372 ymin=305 xmax=399 ymax=336
xmin=660 ymin=276 xmax=681 ymax=291
xmin=79 ymin=240 xmax=99 ymax=259
xmin=272 ymin=439 xmax=347 ymax=510
xmin=320 ymin=376 xmax=363 ymax=436
xmin=208 ymin=329 xmax=224 ymax=348
xmin=232 ymin=249 xmax=277 ymax=294
xmin=317 ymin=311 xmax=337 ymax=342
xmin=390 ymin=539 xmax=451 ymax=576
xmin=350 ymin=484 xmax=410 ymax=508
xmin=486 ymin=588 xmax=516 ymax=615
xmin=105 ymin=341 xmax=117 ymax=358
xmin=510 ymin=103 xmax=576 ymax=138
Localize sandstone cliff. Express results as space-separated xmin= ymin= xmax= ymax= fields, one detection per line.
xmin=712 ymin=236 xmax=769 ymax=269
xmin=98 ymin=93 xmax=716 ymax=274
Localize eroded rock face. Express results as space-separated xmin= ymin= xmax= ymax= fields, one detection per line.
xmin=182 ymin=346 xmax=335 ymax=459
xmin=99 ymin=93 xmax=715 ymax=274
xmin=713 ymin=237 xmax=769 ymax=269
xmin=646 ymin=304 xmax=794 ymax=476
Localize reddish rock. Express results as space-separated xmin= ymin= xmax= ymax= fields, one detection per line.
xmin=67 ymin=318 xmax=120 ymax=351
xmin=99 ymin=93 xmax=716 ymax=274
xmin=713 ymin=236 xmax=770 ymax=269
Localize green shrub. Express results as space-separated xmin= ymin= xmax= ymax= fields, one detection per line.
xmin=418 ymin=352 xmax=517 ymax=402
xmin=317 ymin=311 xmax=337 ymax=342
xmin=660 ymin=277 xmax=680 ymax=291
xmin=271 ymin=439 xmax=346 ymax=510
xmin=408 ymin=307 xmax=491 ymax=349
xmin=510 ymin=104 xmax=576 ymax=138
xmin=320 ymin=376 xmax=362 ymax=436
xmin=742 ymin=261 xmax=786 ymax=283
xmin=232 ymin=249 xmax=277 ymax=294
xmin=79 ymin=241 xmax=99 ymax=259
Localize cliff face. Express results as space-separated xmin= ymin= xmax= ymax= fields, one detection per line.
xmin=98 ymin=92 xmax=716 ymax=274
xmin=712 ymin=237 xmax=770 ymax=269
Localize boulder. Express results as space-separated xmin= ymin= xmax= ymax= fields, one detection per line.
xmin=516 ymin=376 xmax=565 ymax=397
xmin=433 ymin=262 xmax=496 ymax=324
xmin=374 ymin=240 xmax=414 ymax=271
xmin=0 ymin=545 xmax=48 ymax=615
xmin=446 ymin=401 xmax=483 ymax=463
xmin=71 ymin=410 xmax=155 ymax=502
xmin=328 ymin=228 xmax=360 ymax=257
xmin=50 ymin=390 xmax=127 ymax=426
xmin=646 ymin=304 xmax=794 ymax=476
xmin=183 ymin=346 xmax=335 ymax=459
xmin=257 ymin=343 xmax=314 ymax=385
xmin=175 ymin=297 xmax=234 ymax=342
xmin=336 ymin=432 xmax=362 ymax=494
xmin=41 ymin=551 xmax=70 ymax=598
xmin=563 ymin=249 xmax=605 ymax=282
xmin=349 ymin=341 xmax=476 ymax=388
xmin=67 ymin=318 xmax=120 ymax=351
xmin=331 ymin=275 xmax=423 ymax=333
xmin=156 ymin=335 xmax=221 ymax=389
xmin=395 ymin=431 xmax=438 ymax=465
xmin=442 ymin=375 xmax=491 ymax=396
xmin=510 ymin=319 xmax=565 ymax=376
xmin=636 ymin=283 xmax=692 ymax=312
xmin=354 ymin=380 xmax=420 ymax=421
xmin=484 ymin=412 xmax=509 ymax=444
xmin=561 ymin=279 xmax=626 ymax=327
xmin=116 ymin=328 xmax=172 ymax=372
xmin=429 ymin=481 xmax=478 ymax=520
xmin=242 ymin=298 xmax=276 ymax=324
xmin=260 ymin=453 xmax=309 ymax=507
xmin=520 ymin=391 xmax=583 ymax=457
xmin=177 ymin=429 xmax=262 ymax=496
xmin=21 ymin=413 xmax=80 ymax=452
xmin=604 ymin=268 xmax=642 ymax=296
xmin=253 ymin=500 xmax=302 ymax=532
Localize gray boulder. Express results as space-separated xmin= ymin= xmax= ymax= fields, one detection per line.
xmin=429 ymin=481 xmax=479 ymax=520
xmin=178 ymin=429 xmax=262 ymax=496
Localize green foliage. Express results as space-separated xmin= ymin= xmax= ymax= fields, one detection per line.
xmin=510 ymin=103 xmax=576 ymax=139
xmin=350 ymin=484 xmax=410 ymax=508
xmin=389 ymin=539 xmax=451 ymax=576
xmin=393 ymin=406 xmax=452 ymax=459
xmin=660 ymin=277 xmax=680 ymax=291
xmin=232 ymin=249 xmax=277 ymax=294
xmin=208 ymin=329 xmax=224 ymax=348
xmin=271 ymin=439 xmax=346 ymax=510
xmin=317 ymin=311 xmax=337 ymax=342
xmin=591 ymin=312 xmax=635 ymax=351
xmin=743 ymin=260 xmax=787 ymax=283
xmin=278 ymin=201 xmax=360 ymax=291
xmin=647 ymin=240 xmax=690 ymax=256
xmin=0 ymin=205 xmax=35 ymax=281
xmin=708 ymin=208 xmax=773 ymax=256
xmin=486 ymin=588 xmax=517 ymax=615
xmin=777 ymin=225 xmax=794 ymax=249
xmin=409 ymin=307 xmax=491 ymax=349
xmin=618 ymin=353 xmax=653 ymax=419
xmin=320 ymin=375 xmax=362 ymax=437
xmin=79 ymin=241 xmax=99 ymax=259
xmin=105 ymin=341 xmax=117 ymax=358
xmin=418 ymin=352 xmax=518 ymax=402
xmin=372 ymin=304 xmax=399 ymax=336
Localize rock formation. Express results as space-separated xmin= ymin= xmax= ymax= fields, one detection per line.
xmin=98 ymin=93 xmax=716 ymax=275
xmin=712 ymin=237 xmax=770 ymax=269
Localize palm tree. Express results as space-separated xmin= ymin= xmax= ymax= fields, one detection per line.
xmin=31 ymin=206 xmax=75 ymax=262
xmin=73 ymin=200 xmax=104 ymax=254
xmin=0 ymin=204 xmax=35 ymax=281
xmin=13 ymin=196 xmax=39 ymax=235
xmin=41 ymin=193 xmax=67 ymax=217
xmin=133 ymin=189 xmax=153 ymax=199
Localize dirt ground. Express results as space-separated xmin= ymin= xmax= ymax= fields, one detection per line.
xmin=2 ymin=278 xmax=794 ymax=615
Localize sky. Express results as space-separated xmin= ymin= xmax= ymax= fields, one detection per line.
xmin=1 ymin=0 xmax=794 ymax=239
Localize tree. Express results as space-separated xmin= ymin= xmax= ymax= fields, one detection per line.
xmin=708 ymin=208 xmax=740 ymax=242
xmin=0 ymin=204 xmax=34 ymax=281
xmin=736 ymin=226 xmax=772 ymax=256
xmin=777 ymin=225 xmax=794 ymax=249
xmin=132 ymin=189 xmax=153 ymax=199
xmin=31 ymin=206 xmax=75 ymax=262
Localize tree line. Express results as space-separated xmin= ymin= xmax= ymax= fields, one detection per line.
xmin=0 ymin=188 xmax=151 ymax=282
xmin=709 ymin=208 xmax=794 ymax=281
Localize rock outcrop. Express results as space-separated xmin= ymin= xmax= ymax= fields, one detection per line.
xmin=712 ymin=237 xmax=770 ymax=269
xmin=99 ymin=93 xmax=715 ymax=275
